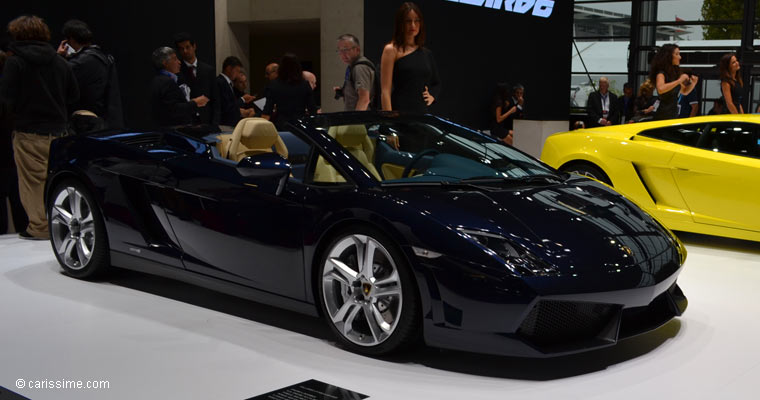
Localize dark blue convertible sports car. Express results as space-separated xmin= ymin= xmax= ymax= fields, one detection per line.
xmin=45 ymin=112 xmax=687 ymax=357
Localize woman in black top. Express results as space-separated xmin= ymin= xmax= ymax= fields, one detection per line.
xmin=719 ymin=53 xmax=744 ymax=114
xmin=650 ymin=44 xmax=697 ymax=121
xmin=262 ymin=53 xmax=317 ymax=130
xmin=380 ymin=2 xmax=441 ymax=113
xmin=491 ymin=83 xmax=517 ymax=145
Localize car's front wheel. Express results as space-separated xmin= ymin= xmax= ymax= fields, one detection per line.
xmin=48 ymin=179 xmax=109 ymax=279
xmin=318 ymin=227 xmax=419 ymax=356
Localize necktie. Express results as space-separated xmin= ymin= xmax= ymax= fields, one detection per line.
xmin=191 ymin=66 xmax=197 ymax=78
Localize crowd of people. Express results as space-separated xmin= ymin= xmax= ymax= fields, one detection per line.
xmin=0 ymin=2 xmax=444 ymax=239
xmin=581 ymin=44 xmax=747 ymax=129
xmin=1 ymin=3 xmax=753 ymax=241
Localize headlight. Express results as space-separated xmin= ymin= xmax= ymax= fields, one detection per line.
xmin=458 ymin=229 xmax=561 ymax=277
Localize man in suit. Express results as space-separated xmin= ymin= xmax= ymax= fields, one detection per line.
xmin=150 ymin=47 xmax=208 ymax=127
xmin=175 ymin=32 xmax=219 ymax=126
xmin=216 ymin=56 xmax=245 ymax=128
xmin=587 ymin=77 xmax=620 ymax=127
xmin=233 ymin=70 xmax=256 ymax=117
xmin=617 ymin=82 xmax=635 ymax=123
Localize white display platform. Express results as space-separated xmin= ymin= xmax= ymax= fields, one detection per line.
xmin=513 ymin=119 xmax=569 ymax=159
xmin=1 ymin=233 xmax=759 ymax=400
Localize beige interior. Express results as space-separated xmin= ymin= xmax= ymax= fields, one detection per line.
xmin=314 ymin=124 xmax=380 ymax=182
xmin=381 ymin=163 xmax=412 ymax=180
xmin=313 ymin=155 xmax=347 ymax=183
xmin=217 ymin=118 xmax=288 ymax=162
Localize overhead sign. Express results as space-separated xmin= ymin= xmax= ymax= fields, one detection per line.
xmin=444 ymin=0 xmax=555 ymax=18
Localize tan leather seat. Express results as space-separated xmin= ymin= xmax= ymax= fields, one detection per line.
xmin=313 ymin=155 xmax=346 ymax=183
xmin=226 ymin=118 xmax=288 ymax=162
xmin=326 ymin=124 xmax=381 ymax=180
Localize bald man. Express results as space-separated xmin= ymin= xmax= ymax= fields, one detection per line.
xmin=264 ymin=63 xmax=278 ymax=81
xmin=586 ymin=77 xmax=620 ymax=127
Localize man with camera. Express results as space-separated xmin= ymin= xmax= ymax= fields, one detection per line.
xmin=334 ymin=33 xmax=376 ymax=111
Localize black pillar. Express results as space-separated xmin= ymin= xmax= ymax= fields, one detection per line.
xmin=741 ymin=0 xmax=756 ymax=111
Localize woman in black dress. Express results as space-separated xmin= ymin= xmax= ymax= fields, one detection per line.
xmin=262 ymin=53 xmax=317 ymax=130
xmin=492 ymin=83 xmax=517 ymax=145
xmin=380 ymin=2 xmax=441 ymax=113
xmin=650 ymin=44 xmax=697 ymax=121
xmin=719 ymin=53 xmax=744 ymax=114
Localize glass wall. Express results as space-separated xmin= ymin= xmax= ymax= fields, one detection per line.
xmin=572 ymin=1 xmax=631 ymax=117
xmin=572 ymin=0 xmax=760 ymax=120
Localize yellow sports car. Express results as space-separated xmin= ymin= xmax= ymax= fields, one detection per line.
xmin=541 ymin=114 xmax=760 ymax=242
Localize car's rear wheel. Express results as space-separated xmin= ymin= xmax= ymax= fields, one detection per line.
xmin=318 ymin=227 xmax=419 ymax=356
xmin=561 ymin=162 xmax=612 ymax=186
xmin=48 ymin=179 xmax=109 ymax=279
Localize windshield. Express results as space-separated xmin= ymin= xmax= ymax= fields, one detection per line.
xmin=312 ymin=115 xmax=559 ymax=184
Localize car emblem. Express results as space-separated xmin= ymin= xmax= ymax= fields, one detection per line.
xmin=621 ymin=245 xmax=633 ymax=257
xmin=362 ymin=283 xmax=372 ymax=296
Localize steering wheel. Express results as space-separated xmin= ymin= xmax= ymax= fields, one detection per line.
xmin=402 ymin=149 xmax=440 ymax=178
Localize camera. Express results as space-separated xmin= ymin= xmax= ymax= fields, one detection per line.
xmin=334 ymin=87 xmax=344 ymax=100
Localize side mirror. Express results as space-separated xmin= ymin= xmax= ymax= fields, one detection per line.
xmin=236 ymin=153 xmax=291 ymax=196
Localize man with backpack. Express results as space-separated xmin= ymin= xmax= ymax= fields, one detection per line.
xmin=1 ymin=15 xmax=79 ymax=240
xmin=57 ymin=19 xmax=124 ymax=128
xmin=334 ymin=34 xmax=378 ymax=111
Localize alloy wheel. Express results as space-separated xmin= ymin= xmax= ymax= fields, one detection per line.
xmin=50 ymin=186 xmax=96 ymax=270
xmin=321 ymin=234 xmax=403 ymax=347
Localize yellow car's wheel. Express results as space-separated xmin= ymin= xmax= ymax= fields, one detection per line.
xmin=561 ymin=162 xmax=612 ymax=186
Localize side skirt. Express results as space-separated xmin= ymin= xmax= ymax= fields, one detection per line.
xmin=111 ymin=251 xmax=319 ymax=317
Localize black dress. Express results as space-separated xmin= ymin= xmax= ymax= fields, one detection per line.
xmin=721 ymin=78 xmax=743 ymax=113
xmin=391 ymin=47 xmax=441 ymax=113
xmin=654 ymin=70 xmax=678 ymax=121
xmin=492 ymin=98 xmax=515 ymax=139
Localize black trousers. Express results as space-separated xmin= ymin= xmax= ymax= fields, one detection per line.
xmin=0 ymin=166 xmax=28 ymax=234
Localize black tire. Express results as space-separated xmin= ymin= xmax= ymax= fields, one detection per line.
xmin=561 ymin=162 xmax=613 ymax=186
xmin=317 ymin=226 xmax=420 ymax=356
xmin=47 ymin=179 xmax=110 ymax=279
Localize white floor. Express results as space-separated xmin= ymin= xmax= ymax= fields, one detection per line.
xmin=1 ymin=233 xmax=759 ymax=400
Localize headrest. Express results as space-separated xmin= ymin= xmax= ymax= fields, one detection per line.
xmin=72 ymin=110 xmax=98 ymax=117
xmin=330 ymin=124 xmax=368 ymax=148
xmin=239 ymin=119 xmax=278 ymax=149
xmin=69 ymin=109 xmax=104 ymax=135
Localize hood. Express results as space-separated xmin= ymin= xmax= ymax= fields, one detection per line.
xmin=390 ymin=178 xmax=681 ymax=293
xmin=75 ymin=45 xmax=110 ymax=65
xmin=9 ymin=41 xmax=57 ymax=65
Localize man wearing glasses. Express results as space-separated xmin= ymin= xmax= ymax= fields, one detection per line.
xmin=334 ymin=34 xmax=376 ymax=111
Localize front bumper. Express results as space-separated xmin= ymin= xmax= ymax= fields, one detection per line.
xmin=417 ymin=259 xmax=687 ymax=358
